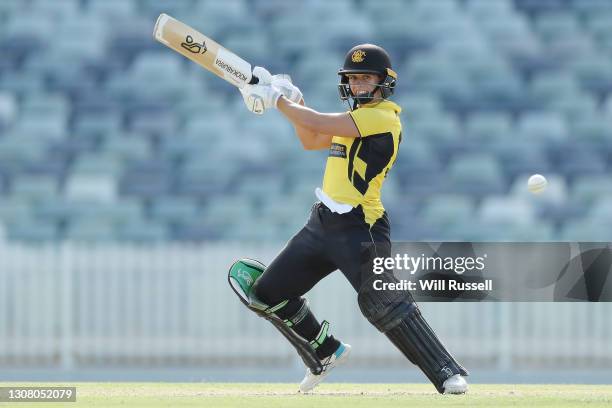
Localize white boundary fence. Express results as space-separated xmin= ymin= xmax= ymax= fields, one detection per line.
xmin=1 ymin=243 xmax=611 ymax=371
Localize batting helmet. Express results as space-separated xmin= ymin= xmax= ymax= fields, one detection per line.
xmin=338 ymin=44 xmax=397 ymax=108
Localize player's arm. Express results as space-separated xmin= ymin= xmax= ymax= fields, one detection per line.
xmin=292 ymin=99 xmax=333 ymax=150
xmin=240 ymin=82 xmax=360 ymax=140
xmin=277 ymin=96 xmax=360 ymax=139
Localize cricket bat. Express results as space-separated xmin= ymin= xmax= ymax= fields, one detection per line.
xmin=153 ymin=13 xmax=259 ymax=88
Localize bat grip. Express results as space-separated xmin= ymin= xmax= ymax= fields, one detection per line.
xmin=248 ymin=75 xmax=259 ymax=85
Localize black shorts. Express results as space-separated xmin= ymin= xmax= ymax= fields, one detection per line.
xmin=252 ymin=201 xmax=391 ymax=305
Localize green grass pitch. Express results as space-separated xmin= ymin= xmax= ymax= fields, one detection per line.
xmin=2 ymin=383 xmax=612 ymax=407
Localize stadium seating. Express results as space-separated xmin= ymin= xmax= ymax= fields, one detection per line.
xmin=0 ymin=0 xmax=611 ymax=242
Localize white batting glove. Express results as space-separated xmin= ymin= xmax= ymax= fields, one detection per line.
xmin=272 ymin=76 xmax=303 ymax=104
xmin=252 ymin=66 xmax=272 ymax=85
xmin=254 ymin=66 xmax=301 ymax=103
xmin=240 ymin=66 xmax=273 ymax=114
xmin=240 ymin=84 xmax=281 ymax=115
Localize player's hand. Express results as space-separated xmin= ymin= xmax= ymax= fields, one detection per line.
xmin=252 ymin=66 xmax=302 ymax=103
xmin=252 ymin=66 xmax=272 ymax=85
xmin=253 ymin=66 xmax=301 ymax=101
xmin=272 ymin=76 xmax=303 ymax=104
xmin=240 ymin=84 xmax=281 ymax=115
xmin=240 ymin=66 xmax=274 ymax=114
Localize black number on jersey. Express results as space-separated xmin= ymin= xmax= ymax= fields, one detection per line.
xmin=347 ymin=132 xmax=395 ymax=195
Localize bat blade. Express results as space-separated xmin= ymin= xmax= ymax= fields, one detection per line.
xmin=153 ymin=13 xmax=255 ymax=88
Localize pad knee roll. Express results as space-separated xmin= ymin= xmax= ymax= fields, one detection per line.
xmin=228 ymin=258 xmax=324 ymax=374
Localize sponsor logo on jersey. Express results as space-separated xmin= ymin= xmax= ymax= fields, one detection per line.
xmin=329 ymin=143 xmax=347 ymax=158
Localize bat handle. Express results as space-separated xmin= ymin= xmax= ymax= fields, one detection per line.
xmin=248 ymin=75 xmax=259 ymax=85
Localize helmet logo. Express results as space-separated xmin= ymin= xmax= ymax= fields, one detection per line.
xmin=351 ymin=50 xmax=366 ymax=63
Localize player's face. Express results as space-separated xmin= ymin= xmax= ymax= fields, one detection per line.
xmin=347 ymin=74 xmax=382 ymax=98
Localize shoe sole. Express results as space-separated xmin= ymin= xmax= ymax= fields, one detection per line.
xmin=443 ymin=385 xmax=468 ymax=394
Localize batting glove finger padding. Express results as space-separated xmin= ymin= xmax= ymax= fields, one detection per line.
xmin=239 ymin=86 xmax=263 ymax=115
xmin=252 ymin=66 xmax=273 ymax=85
xmin=240 ymin=84 xmax=281 ymax=114
xmin=272 ymin=77 xmax=303 ymax=104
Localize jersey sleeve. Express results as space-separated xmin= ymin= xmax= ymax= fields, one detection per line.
xmin=348 ymin=107 xmax=394 ymax=137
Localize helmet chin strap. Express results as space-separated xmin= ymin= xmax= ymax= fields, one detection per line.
xmin=354 ymin=91 xmax=375 ymax=104
xmin=349 ymin=90 xmax=384 ymax=111
xmin=339 ymin=80 xmax=389 ymax=111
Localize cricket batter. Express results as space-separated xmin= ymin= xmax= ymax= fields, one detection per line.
xmin=228 ymin=44 xmax=468 ymax=394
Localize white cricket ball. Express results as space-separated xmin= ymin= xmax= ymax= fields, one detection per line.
xmin=527 ymin=174 xmax=547 ymax=194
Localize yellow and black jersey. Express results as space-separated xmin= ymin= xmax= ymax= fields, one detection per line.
xmin=321 ymin=100 xmax=402 ymax=227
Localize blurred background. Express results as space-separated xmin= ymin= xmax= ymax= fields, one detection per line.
xmin=1 ymin=0 xmax=611 ymax=384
